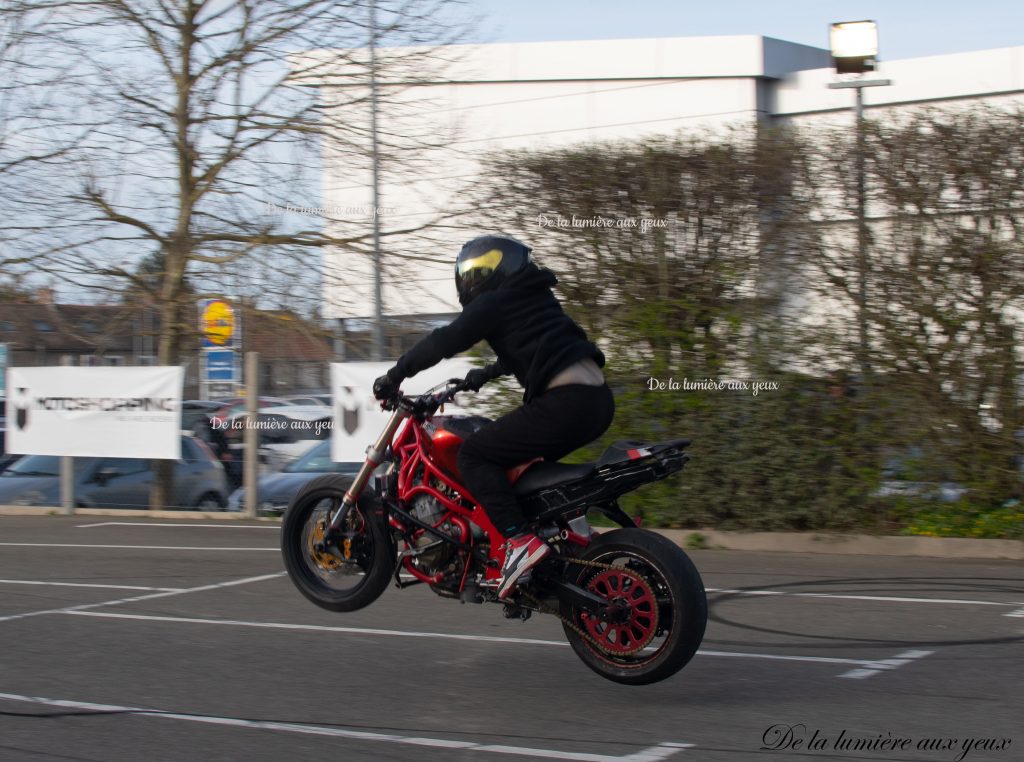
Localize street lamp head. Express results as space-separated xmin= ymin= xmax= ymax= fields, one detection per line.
xmin=830 ymin=20 xmax=879 ymax=74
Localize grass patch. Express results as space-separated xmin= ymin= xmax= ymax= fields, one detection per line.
xmin=901 ymin=501 xmax=1024 ymax=540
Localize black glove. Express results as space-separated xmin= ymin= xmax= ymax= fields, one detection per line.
xmin=462 ymin=367 xmax=493 ymax=392
xmin=373 ymin=369 xmax=403 ymax=401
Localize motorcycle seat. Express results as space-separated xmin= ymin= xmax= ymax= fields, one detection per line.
xmin=511 ymin=439 xmax=691 ymax=497
xmin=512 ymin=461 xmax=595 ymax=496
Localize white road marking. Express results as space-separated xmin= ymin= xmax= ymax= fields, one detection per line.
xmin=0 ymin=543 xmax=277 ymax=551
xmin=76 ymin=522 xmax=279 ymax=530
xmin=839 ymin=649 xmax=934 ymax=679
xmin=0 ymin=579 xmax=184 ymax=592
xmin=0 ymin=572 xmax=286 ymax=623
xmin=697 ymin=649 xmax=873 ymax=667
xmin=0 ymin=691 xmax=692 ymax=761
xmin=59 ymin=610 xmax=926 ymax=680
xmin=65 ymin=611 xmax=575 ymax=647
xmin=707 ymin=587 xmax=1021 ymax=609
xmin=1004 ymin=603 xmax=1024 ymax=618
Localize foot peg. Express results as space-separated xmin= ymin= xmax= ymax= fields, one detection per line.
xmin=502 ymin=602 xmax=532 ymax=621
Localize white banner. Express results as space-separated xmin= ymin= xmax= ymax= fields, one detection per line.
xmin=330 ymin=359 xmax=475 ymax=462
xmin=6 ymin=366 xmax=184 ymax=459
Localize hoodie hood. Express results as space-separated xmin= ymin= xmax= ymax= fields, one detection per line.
xmin=498 ymin=262 xmax=557 ymax=291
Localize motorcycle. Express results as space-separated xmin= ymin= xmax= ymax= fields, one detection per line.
xmin=281 ymin=379 xmax=707 ymax=685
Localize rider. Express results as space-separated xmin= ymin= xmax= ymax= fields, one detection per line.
xmin=373 ymin=235 xmax=614 ymax=599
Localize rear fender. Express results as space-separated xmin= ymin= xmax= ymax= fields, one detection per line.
xmin=592 ymin=501 xmax=639 ymax=528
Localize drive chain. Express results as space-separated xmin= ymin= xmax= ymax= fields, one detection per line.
xmin=520 ymin=556 xmax=659 ymax=657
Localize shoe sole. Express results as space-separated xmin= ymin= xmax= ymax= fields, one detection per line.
xmin=497 ymin=545 xmax=550 ymax=600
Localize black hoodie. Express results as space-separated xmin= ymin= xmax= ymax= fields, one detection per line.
xmin=390 ymin=264 xmax=605 ymax=402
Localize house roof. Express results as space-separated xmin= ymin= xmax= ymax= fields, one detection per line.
xmin=0 ymin=303 xmax=154 ymax=354
xmin=242 ymin=309 xmax=333 ymax=362
xmin=0 ymin=302 xmax=332 ymax=363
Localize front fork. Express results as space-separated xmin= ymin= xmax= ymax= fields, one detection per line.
xmin=323 ymin=407 xmax=408 ymax=543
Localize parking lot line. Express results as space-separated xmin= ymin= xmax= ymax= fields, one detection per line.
xmin=64 ymin=611 xmax=576 ymax=647
xmin=0 ymin=691 xmax=693 ymax=761
xmin=0 ymin=543 xmax=278 ymax=551
xmin=838 ymin=649 xmax=934 ymax=679
xmin=76 ymin=522 xmax=279 ymax=530
xmin=60 ymin=610 xmax=929 ymax=679
xmin=0 ymin=572 xmax=286 ymax=623
xmin=708 ymin=587 xmax=1020 ymax=609
xmin=0 ymin=579 xmax=184 ymax=592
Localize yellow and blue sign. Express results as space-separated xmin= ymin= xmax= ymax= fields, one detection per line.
xmin=200 ymin=299 xmax=237 ymax=348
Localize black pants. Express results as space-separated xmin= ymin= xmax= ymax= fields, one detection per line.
xmin=457 ymin=383 xmax=615 ymax=536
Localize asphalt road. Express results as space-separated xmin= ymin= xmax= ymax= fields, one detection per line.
xmin=0 ymin=515 xmax=1021 ymax=762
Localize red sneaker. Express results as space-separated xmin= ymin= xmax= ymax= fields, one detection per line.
xmin=497 ymin=532 xmax=550 ymax=600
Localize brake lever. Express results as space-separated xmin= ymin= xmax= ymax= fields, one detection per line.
xmin=378 ymin=393 xmax=406 ymax=412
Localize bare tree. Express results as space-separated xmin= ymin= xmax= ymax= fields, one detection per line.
xmin=1 ymin=0 xmax=470 ymax=507
xmin=474 ymin=127 xmax=815 ymax=376
xmin=809 ymin=107 xmax=1024 ymax=505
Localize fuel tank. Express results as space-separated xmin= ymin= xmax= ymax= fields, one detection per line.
xmin=423 ymin=415 xmax=543 ymax=487
xmin=422 ymin=415 xmax=492 ymax=478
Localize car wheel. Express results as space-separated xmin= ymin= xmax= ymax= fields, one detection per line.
xmin=194 ymin=492 xmax=226 ymax=511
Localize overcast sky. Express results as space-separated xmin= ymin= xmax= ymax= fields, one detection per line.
xmin=468 ymin=0 xmax=1023 ymax=61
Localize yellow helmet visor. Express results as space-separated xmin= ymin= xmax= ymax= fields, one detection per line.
xmin=457 ymin=248 xmax=503 ymax=278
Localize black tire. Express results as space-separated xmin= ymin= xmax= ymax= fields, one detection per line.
xmin=281 ymin=474 xmax=393 ymax=612
xmin=560 ymin=528 xmax=707 ymax=685
xmin=194 ymin=492 xmax=226 ymax=511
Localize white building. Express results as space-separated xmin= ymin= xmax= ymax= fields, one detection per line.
xmin=308 ymin=35 xmax=1024 ymax=356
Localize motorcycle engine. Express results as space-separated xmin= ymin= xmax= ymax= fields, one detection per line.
xmin=409 ymin=494 xmax=458 ymax=573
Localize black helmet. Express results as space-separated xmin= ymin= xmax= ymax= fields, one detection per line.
xmin=455 ymin=235 xmax=531 ymax=305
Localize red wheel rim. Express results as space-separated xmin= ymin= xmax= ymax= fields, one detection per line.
xmin=580 ymin=568 xmax=658 ymax=654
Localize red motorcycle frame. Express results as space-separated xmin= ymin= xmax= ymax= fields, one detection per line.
xmin=391 ymin=410 xmax=553 ymax=588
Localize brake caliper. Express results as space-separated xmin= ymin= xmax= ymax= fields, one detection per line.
xmin=309 ymin=519 xmax=343 ymax=571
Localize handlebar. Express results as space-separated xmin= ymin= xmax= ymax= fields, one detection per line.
xmin=378 ymin=377 xmax=472 ymax=417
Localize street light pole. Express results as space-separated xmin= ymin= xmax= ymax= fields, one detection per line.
xmin=827 ymin=20 xmax=891 ymax=393
xmin=828 ymin=78 xmax=891 ymax=390
xmin=856 ymin=85 xmax=867 ymax=391
xmin=369 ymin=0 xmax=384 ymax=361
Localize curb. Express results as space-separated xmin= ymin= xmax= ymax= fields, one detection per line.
xmin=658 ymin=528 xmax=1024 ymax=561
xmin=1 ymin=507 xmax=1021 ymax=560
xmin=0 ymin=506 xmax=273 ymax=521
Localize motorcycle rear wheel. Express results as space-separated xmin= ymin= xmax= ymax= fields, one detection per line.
xmin=281 ymin=474 xmax=393 ymax=612
xmin=560 ymin=528 xmax=707 ymax=685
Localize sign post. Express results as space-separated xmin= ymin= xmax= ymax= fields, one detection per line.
xmin=60 ymin=456 xmax=74 ymax=516
xmin=198 ymin=299 xmax=241 ymax=400
xmin=244 ymin=352 xmax=259 ymax=519
xmin=0 ymin=343 xmax=7 ymax=396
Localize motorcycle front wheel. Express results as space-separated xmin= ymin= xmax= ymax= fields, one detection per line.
xmin=281 ymin=474 xmax=393 ymax=612
xmin=560 ymin=528 xmax=707 ymax=685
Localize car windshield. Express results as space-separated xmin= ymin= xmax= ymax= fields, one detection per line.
xmin=284 ymin=441 xmax=357 ymax=474
xmin=4 ymin=454 xmax=61 ymax=476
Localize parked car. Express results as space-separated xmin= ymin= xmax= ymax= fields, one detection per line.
xmin=0 ymin=435 xmax=229 ymax=509
xmin=873 ymin=480 xmax=968 ymax=503
xmin=225 ymin=405 xmax=333 ymax=472
xmin=182 ymin=400 xmax=224 ymax=433
xmin=280 ymin=394 xmax=331 ymax=407
xmin=227 ymin=439 xmax=359 ymax=515
xmin=0 ymin=416 xmax=19 ymax=471
xmin=209 ymin=396 xmax=296 ymax=424
xmin=872 ymin=446 xmax=968 ymax=503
